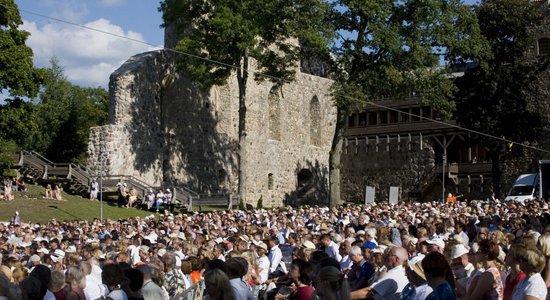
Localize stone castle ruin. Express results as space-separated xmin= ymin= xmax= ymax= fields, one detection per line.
xmin=87 ymin=26 xmax=337 ymax=207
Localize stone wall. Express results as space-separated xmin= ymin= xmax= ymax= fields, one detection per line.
xmin=341 ymin=135 xmax=436 ymax=202
xmin=88 ymin=49 xmax=336 ymax=206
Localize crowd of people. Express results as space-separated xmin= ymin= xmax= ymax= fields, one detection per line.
xmin=0 ymin=198 xmax=549 ymax=300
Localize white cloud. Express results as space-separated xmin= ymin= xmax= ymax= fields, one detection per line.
xmin=21 ymin=18 xmax=160 ymax=88
xmin=99 ymin=0 xmax=126 ymax=7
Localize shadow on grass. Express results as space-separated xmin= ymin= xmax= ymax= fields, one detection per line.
xmin=47 ymin=205 xmax=82 ymax=221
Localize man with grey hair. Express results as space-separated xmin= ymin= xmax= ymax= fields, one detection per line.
xmin=161 ymin=252 xmax=185 ymax=298
xmin=136 ymin=264 xmax=164 ymax=300
xmin=347 ymin=245 xmax=375 ymax=291
xmin=351 ymin=247 xmax=409 ymax=300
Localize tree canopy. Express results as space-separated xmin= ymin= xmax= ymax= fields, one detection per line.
xmin=327 ymin=0 xmax=488 ymax=205
xmin=454 ymin=0 xmax=550 ymax=196
xmin=0 ymin=58 xmax=109 ymax=164
xmin=0 ymin=0 xmax=44 ymax=97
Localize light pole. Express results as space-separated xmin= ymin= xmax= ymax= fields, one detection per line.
xmin=442 ymin=153 xmax=446 ymax=203
xmin=98 ymin=147 xmax=105 ymax=221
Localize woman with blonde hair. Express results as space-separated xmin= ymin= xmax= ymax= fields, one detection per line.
xmin=44 ymin=184 xmax=53 ymax=199
xmin=537 ymin=233 xmax=550 ymax=289
xmin=512 ymin=249 xmax=547 ymax=299
xmin=256 ymin=242 xmax=270 ymax=286
xmin=466 ymin=239 xmax=503 ymax=300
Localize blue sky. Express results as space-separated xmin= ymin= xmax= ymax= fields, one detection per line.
xmin=15 ymin=0 xmax=165 ymax=88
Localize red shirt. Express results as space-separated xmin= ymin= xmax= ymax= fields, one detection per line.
xmin=504 ymin=271 xmax=526 ymax=300
xmin=290 ymin=285 xmax=315 ymax=300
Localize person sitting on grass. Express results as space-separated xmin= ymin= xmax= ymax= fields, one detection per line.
xmin=44 ymin=184 xmax=53 ymax=199
xmin=53 ymin=184 xmax=63 ymax=201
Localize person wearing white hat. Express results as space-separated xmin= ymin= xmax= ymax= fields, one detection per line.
xmin=425 ymin=238 xmax=445 ymax=254
xmin=450 ymin=243 xmax=474 ymax=293
xmin=146 ymin=189 xmax=155 ymax=211
xmin=255 ymin=242 xmax=270 ymax=285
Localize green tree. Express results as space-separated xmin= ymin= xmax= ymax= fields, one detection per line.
xmin=0 ymin=98 xmax=40 ymax=149
xmin=160 ymin=0 xmax=332 ymax=203
xmin=455 ymin=0 xmax=549 ymax=197
xmin=36 ymin=58 xmax=109 ymax=163
xmin=328 ymin=0 xmax=488 ymax=206
xmin=0 ymin=0 xmax=44 ymax=97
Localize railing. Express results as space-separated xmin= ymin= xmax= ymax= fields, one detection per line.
xmin=16 ymin=150 xmax=205 ymax=211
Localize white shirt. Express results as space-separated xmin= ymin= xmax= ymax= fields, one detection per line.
xmin=84 ymin=274 xmax=104 ymax=300
xmin=340 ymin=255 xmax=353 ymax=270
xmin=325 ymin=241 xmax=342 ymax=262
xmin=459 ymin=231 xmax=469 ymax=246
xmin=512 ymin=273 xmax=547 ymax=300
xmin=268 ymin=244 xmax=286 ymax=274
xmin=371 ymin=265 xmax=409 ymax=300
xmin=258 ymin=256 xmax=270 ymax=283
xmin=128 ymin=245 xmax=141 ymax=265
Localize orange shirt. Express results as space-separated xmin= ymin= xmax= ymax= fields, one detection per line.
xmin=191 ymin=270 xmax=202 ymax=284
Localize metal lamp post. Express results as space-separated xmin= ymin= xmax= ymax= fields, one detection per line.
xmin=98 ymin=148 xmax=105 ymax=221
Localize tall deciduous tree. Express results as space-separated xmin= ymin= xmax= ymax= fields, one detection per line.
xmin=160 ymin=0 xmax=332 ymax=203
xmin=0 ymin=0 xmax=44 ymax=97
xmin=455 ymin=0 xmax=549 ymax=197
xmin=329 ymin=0 xmax=487 ymax=206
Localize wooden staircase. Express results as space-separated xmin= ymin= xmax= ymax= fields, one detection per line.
xmin=13 ymin=151 xmax=203 ymax=211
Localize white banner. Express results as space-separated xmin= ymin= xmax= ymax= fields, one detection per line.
xmin=365 ymin=186 xmax=375 ymax=204
xmin=389 ymin=186 xmax=399 ymax=204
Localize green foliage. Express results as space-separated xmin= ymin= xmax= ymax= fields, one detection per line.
xmin=2 ymin=169 xmax=16 ymax=177
xmin=0 ymin=58 xmax=108 ymax=164
xmin=238 ymin=198 xmax=246 ymax=211
xmin=0 ymin=0 xmax=45 ymax=97
xmin=455 ymin=0 xmax=549 ymax=145
xmin=256 ymin=195 xmax=264 ymax=209
xmin=159 ymin=0 xmax=332 ymax=89
xmin=331 ymin=0 xmax=487 ymax=115
xmin=0 ymin=138 xmax=18 ymax=175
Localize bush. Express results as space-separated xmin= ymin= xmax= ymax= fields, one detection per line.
xmin=2 ymin=169 xmax=17 ymax=178
xmin=257 ymin=195 xmax=264 ymax=209
xmin=238 ymin=198 xmax=246 ymax=211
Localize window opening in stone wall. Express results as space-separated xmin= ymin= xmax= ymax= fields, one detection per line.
xmin=310 ymin=96 xmax=322 ymax=146
xmin=297 ymin=169 xmax=314 ymax=188
xmin=268 ymin=87 xmax=281 ymax=140
xmin=539 ymin=38 xmax=550 ymax=55
xmin=268 ymin=173 xmax=274 ymax=190
xmin=218 ymin=169 xmax=227 ymax=188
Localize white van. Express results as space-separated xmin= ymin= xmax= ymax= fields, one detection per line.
xmin=505 ymin=173 xmax=539 ymax=203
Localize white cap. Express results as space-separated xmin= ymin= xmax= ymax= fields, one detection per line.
xmin=157 ymin=249 xmax=167 ymax=257
xmin=425 ymin=238 xmax=445 ymax=250
xmin=451 ymin=244 xmax=469 ymax=259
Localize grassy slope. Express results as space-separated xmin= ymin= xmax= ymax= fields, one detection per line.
xmin=0 ymin=185 xmax=152 ymax=224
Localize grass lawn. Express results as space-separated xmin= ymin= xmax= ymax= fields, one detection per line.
xmin=0 ymin=185 xmax=153 ymax=224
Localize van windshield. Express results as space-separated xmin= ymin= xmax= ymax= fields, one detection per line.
xmin=509 ymin=185 xmax=534 ymax=196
